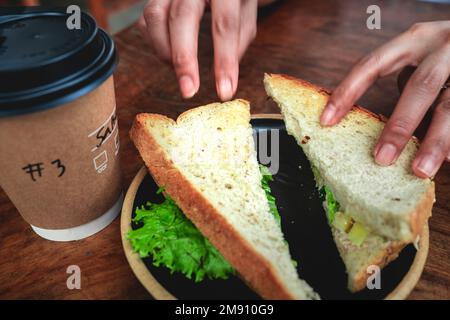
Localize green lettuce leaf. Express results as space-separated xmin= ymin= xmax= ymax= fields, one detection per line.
xmin=127 ymin=165 xmax=285 ymax=282
xmin=128 ymin=195 xmax=234 ymax=282
xmin=261 ymin=165 xmax=298 ymax=266
xmin=260 ymin=165 xmax=281 ymax=225
xmin=322 ymin=185 xmax=340 ymax=225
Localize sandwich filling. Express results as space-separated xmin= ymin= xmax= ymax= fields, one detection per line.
xmin=312 ymin=166 xmax=369 ymax=246
xmin=128 ymin=165 xmax=286 ymax=282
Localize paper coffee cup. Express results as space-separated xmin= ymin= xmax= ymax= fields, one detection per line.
xmin=0 ymin=10 xmax=123 ymax=241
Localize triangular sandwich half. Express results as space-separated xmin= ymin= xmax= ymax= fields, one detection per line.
xmin=130 ymin=99 xmax=319 ymax=299
xmin=264 ymin=73 xmax=434 ymax=292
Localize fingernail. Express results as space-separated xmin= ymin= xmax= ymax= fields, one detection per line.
xmin=218 ymin=78 xmax=233 ymax=101
xmin=375 ymin=143 xmax=397 ymax=166
xmin=321 ymin=104 xmax=336 ymax=126
xmin=179 ymin=75 xmax=196 ymax=98
xmin=416 ymin=154 xmax=438 ymax=177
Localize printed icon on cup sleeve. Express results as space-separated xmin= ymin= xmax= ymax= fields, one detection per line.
xmin=89 ymin=110 xmax=118 ymax=152
xmin=66 ymin=265 xmax=81 ymax=290
xmin=88 ymin=108 xmax=120 ymax=173
xmin=366 ymin=265 xmax=381 ymax=290
xmin=89 ymin=108 xmax=119 ymax=174
xmin=93 ymin=150 xmax=108 ymax=174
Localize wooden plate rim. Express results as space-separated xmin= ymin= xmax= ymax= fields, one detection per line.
xmin=120 ymin=113 xmax=430 ymax=300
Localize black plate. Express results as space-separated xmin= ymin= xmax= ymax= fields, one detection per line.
xmin=131 ymin=118 xmax=416 ymax=300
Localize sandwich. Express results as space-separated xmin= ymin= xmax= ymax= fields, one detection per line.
xmin=264 ymin=73 xmax=435 ymax=292
xmin=129 ymin=99 xmax=319 ymax=300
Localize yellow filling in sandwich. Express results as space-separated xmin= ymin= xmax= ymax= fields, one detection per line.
xmin=312 ymin=165 xmax=370 ymax=246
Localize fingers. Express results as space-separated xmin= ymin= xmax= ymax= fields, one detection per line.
xmin=211 ymin=0 xmax=241 ymax=101
xmin=140 ymin=0 xmax=205 ymax=98
xmin=238 ymin=0 xmax=258 ymax=60
xmin=141 ymin=0 xmax=256 ymax=101
xmin=169 ymin=0 xmax=206 ymax=98
xmin=374 ymin=46 xmax=450 ymax=167
xmin=397 ymin=66 xmax=416 ymax=94
xmin=412 ymin=90 xmax=450 ymax=177
xmin=141 ymin=0 xmax=172 ymax=61
xmin=320 ymin=32 xmax=423 ymax=126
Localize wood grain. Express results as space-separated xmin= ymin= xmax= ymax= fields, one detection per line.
xmin=0 ymin=0 xmax=448 ymax=299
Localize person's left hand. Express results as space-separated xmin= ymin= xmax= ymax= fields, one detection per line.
xmin=320 ymin=21 xmax=450 ymax=178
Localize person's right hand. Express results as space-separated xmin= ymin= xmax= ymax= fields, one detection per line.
xmin=138 ymin=0 xmax=258 ymax=101
xmin=320 ymin=21 xmax=450 ymax=178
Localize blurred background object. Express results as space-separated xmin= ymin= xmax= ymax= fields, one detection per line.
xmin=0 ymin=0 xmax=281 ymax=34
xmin=0 ymin=0 xmax=147 ymax=34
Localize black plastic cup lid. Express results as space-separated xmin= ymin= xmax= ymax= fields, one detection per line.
xmin=0 ymin=9 xmax=118 ymax=117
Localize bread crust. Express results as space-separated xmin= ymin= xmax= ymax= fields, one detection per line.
xmin=349 ymin=241 xmax=407 ymax=292
xmin=266 ymin=74 xmax=383 ymax=119
xmin=266 ymin=73 xmax=423 ymax=146
xmin=130 ymin=112 xmax=304 ymax=300
xmin=265 ymin=73 xmax=434 ymax=242
xmin=408 ymin=182 xmax=435 ymax=239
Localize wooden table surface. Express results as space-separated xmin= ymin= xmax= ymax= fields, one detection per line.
xmin=0 ymin=0 xmax=449 ymax=300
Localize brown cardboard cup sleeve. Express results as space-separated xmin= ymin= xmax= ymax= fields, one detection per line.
xmin=0 ymin=11 xmax=123 ymax=241
xmin=0 ymin=77 xmax=123 ymax=241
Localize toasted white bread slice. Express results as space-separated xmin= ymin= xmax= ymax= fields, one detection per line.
xmin=130 ymin=99 xmax=319 ymax=300
xmin=264 ymin=73 xmax=434 ymax=292
xmin=264 ymin=73 xmax=434 ymax=242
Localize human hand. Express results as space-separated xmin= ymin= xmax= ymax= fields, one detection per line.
xmin=320 ymin=21 xmax=450 ymax=178
xmin=138 ymin=0 xmax=258 ymax=101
